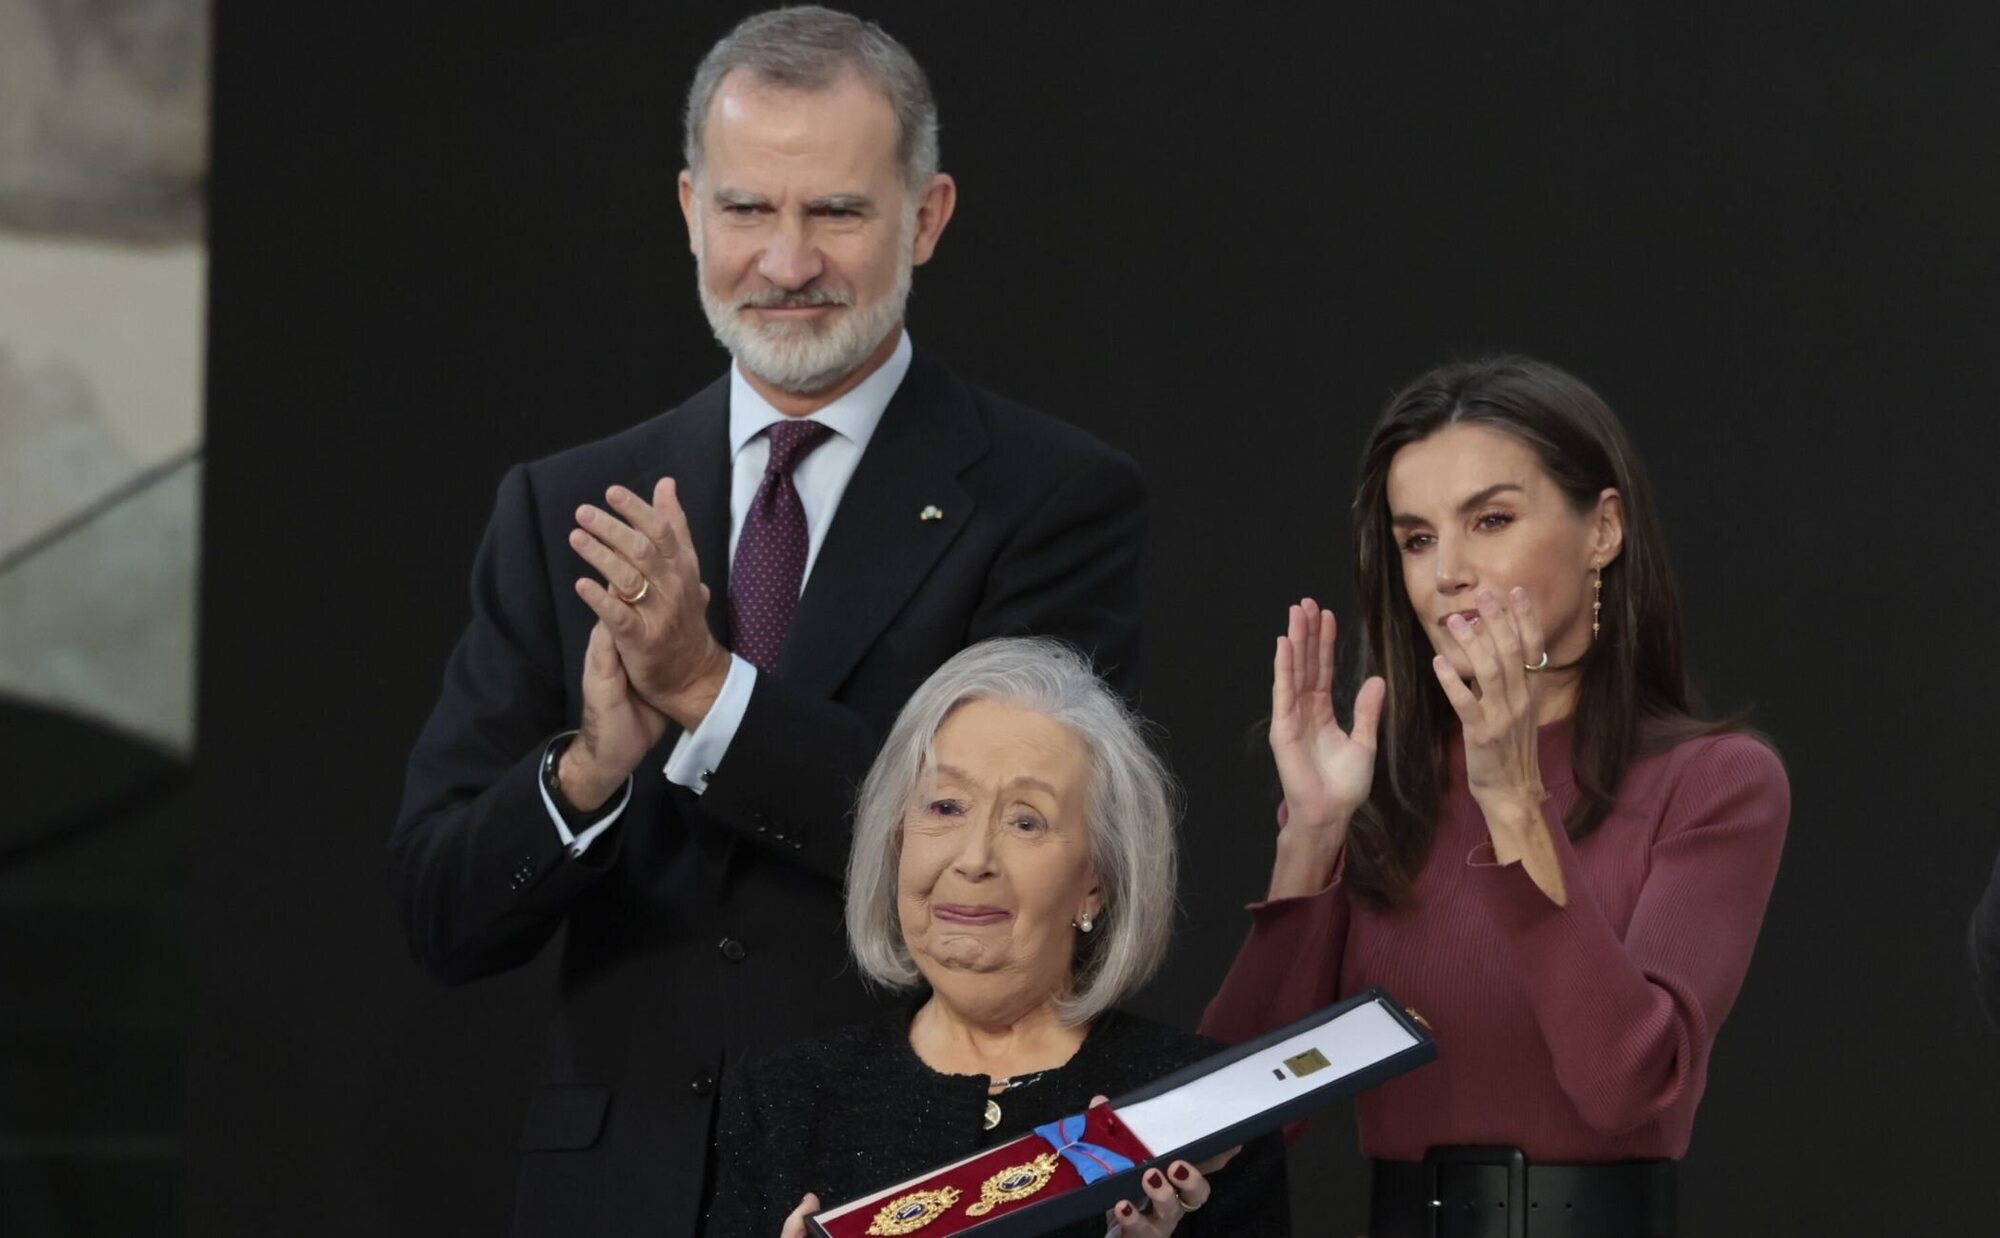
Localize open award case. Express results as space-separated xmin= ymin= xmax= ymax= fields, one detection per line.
xmin=806 ymin=987 xmax=1436 ymax=1237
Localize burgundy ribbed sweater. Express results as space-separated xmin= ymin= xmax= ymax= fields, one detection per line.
xmin=1200 ymin=718 xmax=1788 ymax=1162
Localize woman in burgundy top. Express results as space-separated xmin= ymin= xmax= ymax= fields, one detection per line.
xmin=1201 ymin=356 xmax=1788 ymax=1238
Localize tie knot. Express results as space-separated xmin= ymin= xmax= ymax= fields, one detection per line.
xmin=763 ymin=419 xmax=834 ymax=476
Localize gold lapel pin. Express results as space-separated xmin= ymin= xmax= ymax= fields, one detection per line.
xmin=919 ymin=505 xmax=944 ymax=522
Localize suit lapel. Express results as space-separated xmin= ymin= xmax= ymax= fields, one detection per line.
xmin=630 ymin=373 xmax=733 ymax=645
xmin=777 ymin=351 xmax=989 ymax=698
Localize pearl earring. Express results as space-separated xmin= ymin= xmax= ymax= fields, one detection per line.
xmin=1591 ymin=564 xmax=1603 ymax=642
xmin=1076 ymin=912 xmax=1094 ymax=934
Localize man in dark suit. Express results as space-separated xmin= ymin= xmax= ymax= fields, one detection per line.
xmin=389 ymin=8 xmax=1145 ymax=1236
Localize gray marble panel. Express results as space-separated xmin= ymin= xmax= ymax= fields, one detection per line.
xmin=0 ymin=0 xmax=209 ymax=242
xmin=0 ymin=457 xmax=198 ymax=753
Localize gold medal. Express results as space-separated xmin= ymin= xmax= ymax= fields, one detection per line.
xmin=964 ymin=1151 xmax=1061 ymax=1217
xmin=866 ymin=1185 xmax=961 ymax=1235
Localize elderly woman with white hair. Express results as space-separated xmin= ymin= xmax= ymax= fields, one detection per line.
xmin=706 ymin=638 xmax=1289 ymax=1238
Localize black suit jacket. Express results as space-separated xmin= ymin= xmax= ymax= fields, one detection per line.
xmin=390 ymin=350 xmax=1146 ymax=1237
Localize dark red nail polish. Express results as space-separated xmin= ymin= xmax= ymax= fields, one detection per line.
xmin=1118 ymin=1202 xmax=1134 ymax=1218
xmin=1171 ymin=1164 xmax=1191 ymax=1182
xmin=1146 ymin=1170 xmax=1163 ymax=1189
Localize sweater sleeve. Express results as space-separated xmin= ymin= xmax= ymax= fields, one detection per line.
xmin=1199 ymin=855 xmax=1352 ymax=1046
xmin=1474 ymin=733 xmax=1789 ymax=1136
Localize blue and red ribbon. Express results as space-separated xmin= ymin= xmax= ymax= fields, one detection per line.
xmin=1033 ymin=1113 xmax=1136 ymax=1184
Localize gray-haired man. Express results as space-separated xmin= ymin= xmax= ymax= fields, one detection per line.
xmin=390 ymin=8 xmax=1146 ymax=1234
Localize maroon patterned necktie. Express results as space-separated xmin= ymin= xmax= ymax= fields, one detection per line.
xmin=728 ymin=419 xmax=835 ymax=673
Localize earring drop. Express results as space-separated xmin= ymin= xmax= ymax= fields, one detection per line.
xmin=1591 ymin=565 xmax=1603 ymax=643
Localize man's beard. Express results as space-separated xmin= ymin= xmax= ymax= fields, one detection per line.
xmin=696 ymin=238 xmax=912 ymax=395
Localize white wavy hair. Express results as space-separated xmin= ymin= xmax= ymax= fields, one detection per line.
xmin=845 ymin=637 xmax=1180 ymax=1027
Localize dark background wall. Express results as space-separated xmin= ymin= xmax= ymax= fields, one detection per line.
xmin=196 ymin=3 xmax=2000 ymax=1234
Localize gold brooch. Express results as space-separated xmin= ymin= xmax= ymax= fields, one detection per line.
xmin=867 ymin=1185 xmax=961 ymax=1235
xmin=965 ymin=1151 xmax=1061 ymax=1216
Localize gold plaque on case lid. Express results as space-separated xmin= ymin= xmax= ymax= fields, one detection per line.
xmin=1283 ymin=1047 xmax=1332 ymax=1078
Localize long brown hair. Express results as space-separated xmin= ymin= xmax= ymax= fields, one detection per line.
xmin=1346 ymin=355 xmax=1725 ymax=909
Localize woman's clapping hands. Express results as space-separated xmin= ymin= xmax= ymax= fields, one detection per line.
xmin=1430 ymin=585 xmax=1567 ymax=904
xmin=1266 ymin=600 xmax=1385 ymax=898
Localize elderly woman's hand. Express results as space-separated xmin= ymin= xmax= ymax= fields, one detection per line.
xmin=1103 ymin=1153 xmax=1235 ymax=1235
xmin=1266 ymin=599 xmax=1385 ymax=899
xmin=1090 ymin=1094 xmax=1237 ymax=1236
xmin=778 ymin=1192 xmax=820 ymax=1238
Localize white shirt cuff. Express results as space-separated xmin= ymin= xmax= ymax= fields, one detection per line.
xmin=539 ymin=733 xmax=634 ymax=856
xmin=663 ymin=653 xmax=757 ymax=794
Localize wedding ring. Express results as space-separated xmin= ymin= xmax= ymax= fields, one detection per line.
xmin=1177 ymin=1193 xmax=1203 ymax=1212
xmin=1523 ymin=651 xmax=1549 ymax=673
xmin=616 ymin=578 xmax=652 ymax=605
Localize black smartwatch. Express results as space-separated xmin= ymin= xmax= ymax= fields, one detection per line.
xmin=542 ymin=732 xmax=595 ymax=825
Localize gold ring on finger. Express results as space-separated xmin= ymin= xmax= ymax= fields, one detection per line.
xmin=1176 ymin=1192 xmax=1202 ymax=1212
xmin=1523 ymin=651 xmax=1549 ymax=673
xmin=615 ymin=578 xmax=652 ymax=605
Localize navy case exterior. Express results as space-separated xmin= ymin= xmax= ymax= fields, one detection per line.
xmin=806 ymin=987 xmax=1437 ymax=1238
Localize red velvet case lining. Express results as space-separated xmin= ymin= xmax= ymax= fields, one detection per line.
xmin=817 ymin=1105 xmax=1153 ymax=1237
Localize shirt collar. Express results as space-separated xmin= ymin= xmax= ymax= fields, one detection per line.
xmin=727 ymin=329 xmax=912 ymax=459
